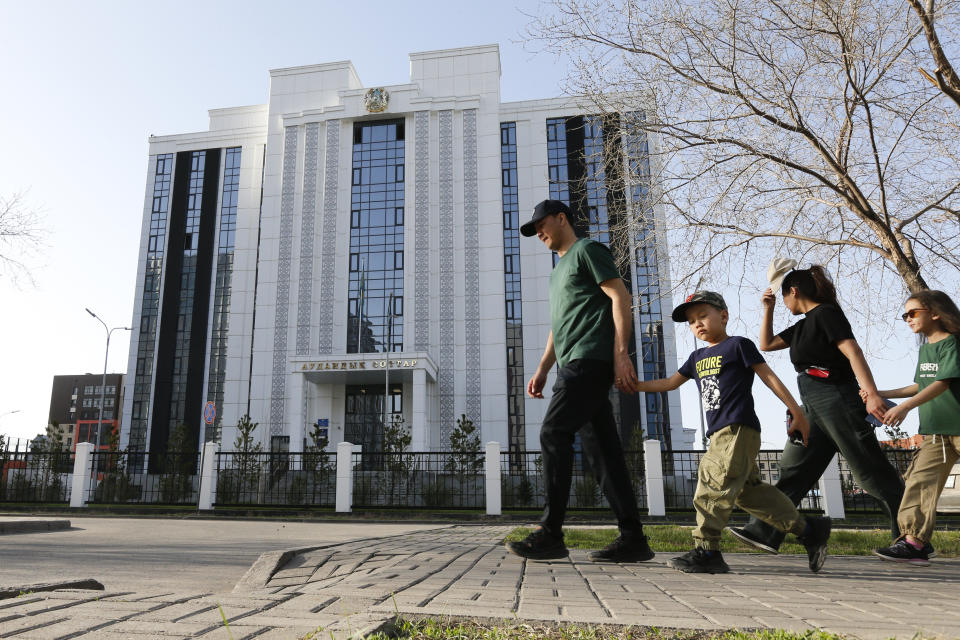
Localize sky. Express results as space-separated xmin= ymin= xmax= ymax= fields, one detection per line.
xmin=0 ymin=0 xmax=926 ymax=449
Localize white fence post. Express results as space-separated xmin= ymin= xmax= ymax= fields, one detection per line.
xmin=336 ymin=441 xmax=354 ymax=513
xmin=197 ymin=441 xmax=218 ymax=511
xmin=819 ymin=453 xmax=846 ymax=519
xmin=70 ymin=443 xmax=94 ymax=508
xmin=644 ymin=439 xmax=666 ymax=516
xmin=485 ymin=441 xmax=501 ymax=516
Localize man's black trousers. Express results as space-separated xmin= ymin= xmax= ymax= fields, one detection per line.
xmin=538 ymin=358 xmax=645 ymax=536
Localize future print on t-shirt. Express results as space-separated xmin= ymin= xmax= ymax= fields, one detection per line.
xmin=678 ymin=337 xmax=765 ymax=437
xmin=695 ymin=355 xmax=724 ymax=411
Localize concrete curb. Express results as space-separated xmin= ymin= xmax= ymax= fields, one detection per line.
xmin=0 ymin=578 xmax=104 ymax=599
xmin=233 ymin=545 xmax=327 ymax=592
xmin=232 ymin=524 xmax=455 ymax=592
xmin=0 ymin=519 xmax=71 ymax=535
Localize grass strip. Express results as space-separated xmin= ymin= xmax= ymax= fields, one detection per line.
xmin=355 ymin=617 xmax=853 ymax=639
xmin=504 ymin=526 xmax=960 ymax=557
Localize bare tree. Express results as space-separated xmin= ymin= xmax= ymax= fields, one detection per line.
xmin=529 ymin=0 xmax=960 ymax=309
xmin=0 ymin=192 xmax=44 ymax=284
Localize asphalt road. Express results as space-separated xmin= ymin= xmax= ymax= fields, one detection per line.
xmin=0 ymin=516 xmax=443 ymax=593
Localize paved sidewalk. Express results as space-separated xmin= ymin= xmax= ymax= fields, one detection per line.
xmin=1 ymin=525 xmax=959 ymax=639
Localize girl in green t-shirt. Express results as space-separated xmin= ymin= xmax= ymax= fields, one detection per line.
xmin=869 ymin=290 xmax=960 ymax=566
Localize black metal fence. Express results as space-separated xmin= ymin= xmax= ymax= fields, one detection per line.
xmin=214 ymin=451 xmax=336 ymax=507
xmin=662 ymin=449 xmax=822 ymax=511
xmin=85 ymin=450 xmax=200 ymax=505
xmin=0 ymin=449 xmax=72 ymax=503
xmin=500 ymin=449 xmax=647 ymax=511
xmin=839 ymin=448 xmax=917 ymax=513
xmin=352 ymin=451 xmax=485 ymax=509
xmin=0 ymin=436 xmax=929 ymax=513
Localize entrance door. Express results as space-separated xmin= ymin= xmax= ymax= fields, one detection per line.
xmin=344 ymin=385 xmax=385 ymax=452
xmin=344 ymin=384 xmax=404 ymax=453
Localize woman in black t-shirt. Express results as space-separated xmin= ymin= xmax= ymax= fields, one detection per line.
xmin=730 ymin=266 xmax=904 ymax=552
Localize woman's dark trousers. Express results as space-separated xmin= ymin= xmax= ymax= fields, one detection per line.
xmin=740 ymin=375 xmax=904 ymax=549
xmin=538 ymin=359 xmax=644 ymax=537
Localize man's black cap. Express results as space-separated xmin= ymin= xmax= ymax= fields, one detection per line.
xmin=520 ymin=199 xmax=571 ymax=237
xmin=671 ymin=291 xmax=727 ymax=322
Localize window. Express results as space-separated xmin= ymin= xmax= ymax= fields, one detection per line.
xmin=346 ymin=120 xmax=406 ymax=353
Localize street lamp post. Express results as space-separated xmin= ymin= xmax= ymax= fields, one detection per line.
xmin=85 ymin=308 xmax=131 ymax=453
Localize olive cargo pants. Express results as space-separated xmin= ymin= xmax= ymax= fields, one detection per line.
xmin=694 ymin=424 xmax=805 ymax=550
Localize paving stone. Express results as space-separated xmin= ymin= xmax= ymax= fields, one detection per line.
xmin=97 ymin=620 xmax=218 ymax=635
xmin=0 ymin=613 xmax=73 ymax=636
xmin=193 ymin=625 xmax=271 ymax=639
xmin=70 ymin=633 xmax=194 ymax=640
xmin=3 ymin=525 xmax=960 ymax=639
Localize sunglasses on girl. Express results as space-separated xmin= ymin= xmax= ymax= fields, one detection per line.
xmin=901 ymin=308 xmax=928 ymax=321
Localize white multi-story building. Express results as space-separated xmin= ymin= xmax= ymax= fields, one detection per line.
xmin=120 ymin=44 xmax=693 ymax=460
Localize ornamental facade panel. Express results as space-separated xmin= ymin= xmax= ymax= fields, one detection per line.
xmin=296 ymin=122 xmax=320 ymax=355
xmin=437 ymin=110 xmax=455 ymax=445
xmin=462 ymin=109 xmax=481 ymax=425
xmin=317 ymin=120 xmax=341 ymax=354
xmin=270 ymin=125 xmax=299 ymax=436
xmin=414 ymin=111 xmax=431 ymax=352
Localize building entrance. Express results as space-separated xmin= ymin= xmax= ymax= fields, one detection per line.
xmin=344 ymin=384 xmax=403 ymax=452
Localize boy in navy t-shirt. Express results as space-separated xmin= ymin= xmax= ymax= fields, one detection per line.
xmin=636 ymin=291 xmax=831 ymax=573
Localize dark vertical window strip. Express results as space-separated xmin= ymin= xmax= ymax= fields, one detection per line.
xmin=545 ymin=114 xmax=648 ymax=444
xmin=500 ymin=123 xmax=527 ymax=464
xmin=623 ymin=115 xmax=671 ymax=447
xmin=151 ymin=149 xmax=220 ymax=465
xmin=205 ymin=147 xmax=241 ymax=443
xmin=346 ymin=120 xmax=405 ymax=357
xmin=597 ymin=116 xmax=642 ymax=442
xmin=185 ymin=149 xmax=221 ymax=451
xmin=166 ymin=151 xmax=206 ymax=450
xmin=129 ymin=154 xmax=173 ymax=453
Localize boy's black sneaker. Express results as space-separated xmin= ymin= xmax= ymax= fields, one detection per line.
xmin=588 ymin=533 xmax=655 ymax=563
xmin=922 ymin=542 xmax=938 ymax=559
xmin=668 ymin=548 xmax=730 ymax=574
xmin=505 ymin=527 xmax=569 ymax=560
xmin=727 ymin=526 xmax=779 ymax=554
xmin=797 ymin=516 xmax=831 ymax=573
xmin=873 ymin=539 xmax=930 ymax=567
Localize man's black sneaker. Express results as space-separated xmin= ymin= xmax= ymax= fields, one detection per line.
xmin=727 ymin=527 xmax=779 ymax=554
xmin=922 ymin=542 xmax=938 ymax=559
xmin=505 ymin=527 xmax=569 ymax=560
xmin=668 ymin=548 xmax=730 ymax=574
xmin=873 ymin=539 xmax=931 ymax=567
xmin=588 ymin=533 xmax=655 ymax=563
xmin=797 ymin=516 xmax=831 ymax=573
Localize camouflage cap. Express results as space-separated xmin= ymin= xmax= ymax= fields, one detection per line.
xmin=671 ymin=291 xmax=727 ymax=322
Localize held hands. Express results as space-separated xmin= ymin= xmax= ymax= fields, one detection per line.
xmin=881 ymin=403 xmax=910 ymax=427
xmin=859 ymin=388 xmax=904 ymax=424
xmin=788 ymin=410 xmax=811 ymax=447
xmin=613 ymin=353 xmax=641 ymax=394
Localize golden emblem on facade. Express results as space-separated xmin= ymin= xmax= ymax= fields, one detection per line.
xmin=363 ymin=87 xmax=389 ymax=113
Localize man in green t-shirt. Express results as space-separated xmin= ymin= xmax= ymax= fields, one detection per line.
xmin=504 ymin=199 xmax=654 ymax=563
